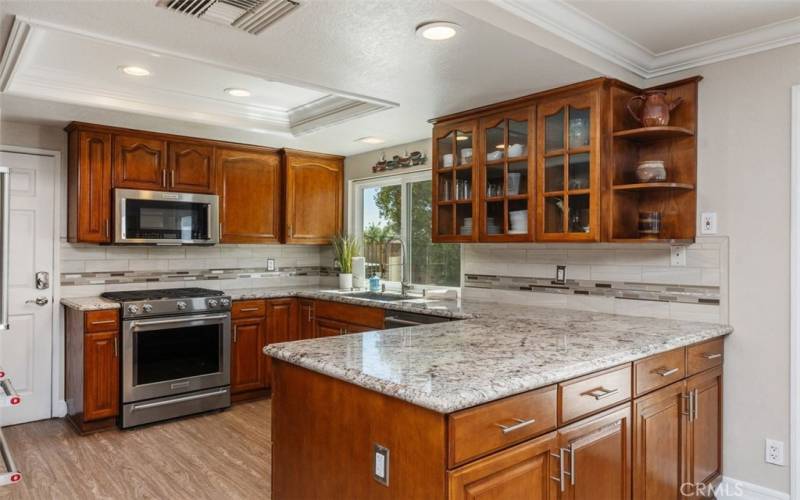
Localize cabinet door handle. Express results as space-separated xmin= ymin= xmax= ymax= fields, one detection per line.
xmin=170 ymin=170 xmax=175 ymax=188
xmin=584 ymin=387 xmax=619 ymax=400
xmin=113 ymin=337 xmax=118 ymax=358
xmin=105 ymin=219 xmax=110 ymax=239
xmin=655 ymin=367 xmax=679 ymax=377
xmin=702 ymin=353 xmax=722 ymax=360
xmin=551 ymin=449 xmax=566 ymax=492
xmin=494 ymin=417 xmax=536 ymax=434
xmin=692 ymin=388 xmax=699 ymax=420
xmin=233 ymin=326 xmax=238 ymax=343
xmin=162 ymin=169 xmax=167 ymax=188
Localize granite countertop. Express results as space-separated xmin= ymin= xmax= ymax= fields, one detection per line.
xmin=264 ymin=300 xmax=732 ymax=413
xmin=60 ymin=296 xmax=121 ymax=311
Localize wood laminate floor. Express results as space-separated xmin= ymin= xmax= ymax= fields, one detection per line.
xmin=0 ymin=399 xmax=270 ymax=500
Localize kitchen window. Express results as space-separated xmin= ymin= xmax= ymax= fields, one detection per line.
xmin=350 ymin=171 xmax=461 ymax=288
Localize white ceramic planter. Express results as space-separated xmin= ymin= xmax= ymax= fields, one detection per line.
xmin=339 ymin=273 xmax=353 ymax=290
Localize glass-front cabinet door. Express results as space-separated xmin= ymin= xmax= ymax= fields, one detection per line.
xmin=536 ymin=91 xmax=600 ymax=241
xmin=478 ymin=106 xmax=534 ymax=241
xmin=432 ymin=120 xmax=478 ymax=242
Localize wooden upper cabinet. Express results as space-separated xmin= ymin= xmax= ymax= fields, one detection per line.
xmin=168 ymin=141 xmax=215 ymax=193
xmin=68 ymin=129 xmax=112 ymax=243
xmin=478 ymin=107 xmax=535 ymax=242
xmin=283 ymin=150 xmax=343 ymax=244
xmin=216 ymin=147 xmax=281 ymax=243
xmin=557 ymin=404 xmax=631 ymax=500
xmin=536 ymin=90 xmax=601 ymax=242
xmin=432 ymin=120 xmax=479 ymax=243
xmin=113 ymin=134 xmax=166 ymax=191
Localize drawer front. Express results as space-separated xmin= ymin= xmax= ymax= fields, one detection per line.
xmin=448 ymin=385 xmax=557 ymax=467
xmin=314 ymin=300 xmax=384 ymax=329
xmin=232 ymin=300 xmax=266 ymax=319
xmin=687 ymin=338 xmax=724 ymax=375
xmin=84 ymin=309 xmax=119 ymax=333
xmin=558 ymin=364 xmax=631 ymax=424
xmin=634 ymin=348 xmax=686 ymax=396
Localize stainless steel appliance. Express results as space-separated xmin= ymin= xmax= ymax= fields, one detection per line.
xmin=114 ymin=189 xmax=219 ymax=245
xmin=383 ymin=310 xmax=450 ymax=329
xmin=100 ymin=288 xmax=232 ymax=428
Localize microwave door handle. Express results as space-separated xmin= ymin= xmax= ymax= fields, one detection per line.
xmin=0 ymin=167 xmax=9 ymax=330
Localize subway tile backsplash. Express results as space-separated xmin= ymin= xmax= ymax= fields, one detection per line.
xmin=462 ymin=237 xmax=729 ymax=323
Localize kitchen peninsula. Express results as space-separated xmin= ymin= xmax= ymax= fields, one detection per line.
xmin=264 ymin=296 xmax=731 ymax=499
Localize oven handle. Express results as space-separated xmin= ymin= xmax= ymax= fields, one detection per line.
xmin=129 ymin=314 xmax=229 ymax=329
xmin=130 ymin=388 xmax=229 ymax=411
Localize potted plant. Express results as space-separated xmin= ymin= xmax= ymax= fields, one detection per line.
xmin=332 ymin=233 xmax=360 ymax=290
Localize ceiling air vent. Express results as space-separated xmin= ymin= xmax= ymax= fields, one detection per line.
xmin=157 ymin=0 xmax=299 ymax=34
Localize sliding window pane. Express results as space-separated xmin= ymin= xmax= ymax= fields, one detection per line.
xmin=409 ymin=180 xmax=460 ymax=286
xmin=362 ymin=184 xmax=401 ymax=279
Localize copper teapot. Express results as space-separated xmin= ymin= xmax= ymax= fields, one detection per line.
xmin=627 ymin=90 xmax=683 ymax=127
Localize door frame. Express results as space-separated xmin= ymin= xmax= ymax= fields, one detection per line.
xmin=790 ymin=84 xmax=800 ymax=499
xmin=0 ymin=144 xmax=63 ymax=418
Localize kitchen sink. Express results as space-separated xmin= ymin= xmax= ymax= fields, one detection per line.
xmin=347 ymin=292 xmax=418 ymax=302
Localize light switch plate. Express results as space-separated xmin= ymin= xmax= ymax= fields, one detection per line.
xmin=671 ymin=246 xmax=687 ymax=267
xmin=701 ymin=212 xmax=718 ymax=234
xmin=266 ymin=258 xmax=276 ymax=272
xmin=373 ymin=443 xmax=389 ymax=486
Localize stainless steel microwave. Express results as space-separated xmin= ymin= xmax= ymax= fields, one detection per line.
xmin=114 ymin=189 xmax=219 ymax=245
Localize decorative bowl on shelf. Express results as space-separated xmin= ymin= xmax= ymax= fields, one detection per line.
xmin=635 ymin=160 xmax=667 ymax=183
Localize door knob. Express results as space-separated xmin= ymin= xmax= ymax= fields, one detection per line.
xmin=26 ymin=297 xmax=49 ymax=306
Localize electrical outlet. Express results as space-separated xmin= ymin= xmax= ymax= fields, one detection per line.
xmin=670 ymin=246 xmax=687 ymax=267
xmin=373 ymin=443 xmax=390 ymax=486
xmin=266 ymin=258 xmax=276 ymax=272
xmin=554 ymin=265 xmax=566 ymax=285
xmin=701 ymin=212 xmax=718 ymax=234
xmin=765 ymin=439 xmax=785 ymax=466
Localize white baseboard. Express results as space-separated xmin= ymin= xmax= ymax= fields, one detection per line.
xmin=717 ymin=477 xmax=790 ymax=500
xmin=52 ymin=399 xmax=67 ymax=418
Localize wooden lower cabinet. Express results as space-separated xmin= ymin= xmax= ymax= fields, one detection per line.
xmin=315 ymin=317 xmax=347 ymax=338
xmin=298 ymin=299 xmax=315 ymax=339
xmin=448 ymin=432 xmax=559 ymax=500
xmin=83 ymin=331 xmax=120 ymax=422
xmin=231 ymin=316 xmax=267 ymax=395
xmin=686 ymin=366 xmax=723 ymax=489
xmin=557 ymin=404 xmax=631 ymax=500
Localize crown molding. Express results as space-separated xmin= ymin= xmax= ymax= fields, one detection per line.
xmin=0 ymin=17 xmax=31 ymax=92
xmin=492 ymin=0 xmax=800 ymax=78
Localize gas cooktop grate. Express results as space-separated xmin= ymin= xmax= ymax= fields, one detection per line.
xmin=101 ymin=288 xmax=226 ymax=302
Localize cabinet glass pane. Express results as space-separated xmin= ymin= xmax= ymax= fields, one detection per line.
xmin=486 ymin=201 xmax=503 ymax=235
xmin=438 ymin=131 xmax=455 ymax=168
xmin=456 ymin=204 xmax=473 ymax=236
xmin=568 ymin=194 xmax=591 ymax=233
xmin=438 ymin=173 xmax=452 ymax=201
xmin=509 ymin=199 xmax=528 ymax=234
xmin=455 ymin=169 xmax=473 ymax=201
xmin=508 ymin=161 xmax=527 ymax=196
xmin=508 ymin=119 xmax=528 ymax=158
xmin=568 ymin=153 xmax=590 ymax=190
xmin=544 ymin=156 xmax=564 ymax=192
xmin=545 ymin=109 xmax=565 ymax=152
xmin=437 ymin=205 xmax=454 ymax=236
xmin=568 ymin=106 xmax=590 ymax=149
xmin=485 ymin=165 xmax=504 ymax=198
xmin=544 ymin=196 xmax=564 ymax=233
xmin=456 ymin=131 xmax=473 ymax=166
xmin=485 ymin=121 xmax=505 ymax=160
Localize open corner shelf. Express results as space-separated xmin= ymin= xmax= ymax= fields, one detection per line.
xmin=612 ymin=126 xmax=694 ymax=142
xmin=612 ymin=182 xmax=694 ymax=192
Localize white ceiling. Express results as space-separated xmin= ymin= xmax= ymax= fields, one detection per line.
xmin=566 ymin=0 xmax=800 ymax=54
xmin=0 ymin=0 xmax=597 ymax=156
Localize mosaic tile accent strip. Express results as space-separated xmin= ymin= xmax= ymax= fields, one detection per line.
xmin=61 ymin=266 xmax=337 ymax=287
xmin=464 ymin=273 xmax=720 ymax=305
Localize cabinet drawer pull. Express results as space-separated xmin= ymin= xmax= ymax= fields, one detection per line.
xmin=90 ymin=320 xmax=116 ymax=325
xmin=584 ymin=387 xmax=619 ymax=400
xmin=238 ymin=307 xmax=260 ymax=312
xmin=702 ymin=353 xmax=722 ymax=360
xmin=494 ymin=417 xmax=536 ymax=434
xmin=655 ymin=367 xmax=679 ymax=377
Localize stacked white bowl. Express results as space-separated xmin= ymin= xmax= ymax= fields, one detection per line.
xmin=509 ymin=210 xmax=528 ymax=233
xmin=486 ymin=216 xmax=501 ymax=234
xmin=460 ymin=217 xmax=472 ymax=235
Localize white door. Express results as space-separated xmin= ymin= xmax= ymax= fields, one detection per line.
xmin=0 ymin=151 xmax=55 ymax=425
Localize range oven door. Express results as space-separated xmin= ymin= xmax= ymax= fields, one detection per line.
xmin=114 ymin=188 xmax=219 ymax=245
xmin=122 ymin=313 xmax=231 ymax=403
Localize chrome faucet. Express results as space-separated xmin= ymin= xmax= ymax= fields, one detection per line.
xmin=384 ymin=238 xmax=410 ymax=296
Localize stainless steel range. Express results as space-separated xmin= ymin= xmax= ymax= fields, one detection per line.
xmin=100 ymin=288 xmax=232 ymax=428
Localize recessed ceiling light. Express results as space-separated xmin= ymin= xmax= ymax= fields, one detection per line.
xmin=357 ymin=137 xmax=385 ymax=145
xmin=416 ymin=21 xmax=460 ymax=41
xmin=119 ymin=65 xmax=151 ymax=77
xmin=225 ymin=88 xmax=251 ymax=97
